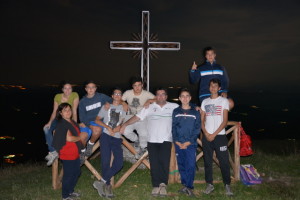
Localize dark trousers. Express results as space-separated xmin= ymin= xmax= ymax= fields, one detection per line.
xmin=147 ymin=141 xmax=172 ymax=187
xmin=175 ymin=144 xmax=197 ymax=189
xmin=100 ymin=133 xmax=123 ymax=185
xmin=62 ymin=159 xmax=81 ymax=198
xmin=202 ymin=135 xmax=231 ymax=185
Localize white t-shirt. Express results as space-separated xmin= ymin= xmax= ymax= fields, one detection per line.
xmin=136 ymin=102 xmax=179 ymax=143
xmin=122 ymin=89 xmax=155 ymax=115
xmin=201 ymin=96 xmax=229 ymax=135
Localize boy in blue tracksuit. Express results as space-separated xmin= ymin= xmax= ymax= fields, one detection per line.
xmin=172 ymin=88 xmax=201 ymax=197
xmin=189 ymin=47 xmax=234 ymax=109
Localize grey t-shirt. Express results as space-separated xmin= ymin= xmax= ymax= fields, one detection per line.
xmin=97 ymin=104 xmax=126 ymax=138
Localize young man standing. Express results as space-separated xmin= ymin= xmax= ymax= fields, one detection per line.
xmin=201 ymin=78 xmax=233 ymax=196
xmin=189 ymin=47 xmax=234 ymax=109
xmin=120 ymin=88 xmax=178 ymax=197
xmin=172 ymin=88 xmax=201 ymax=197
xmin=78 ymin=81 xmax=112 ymax=158
xmin=122 ymin=77 xmax=155 ymax=154
xmin=93 ymin=88 xmax=126 ymax=198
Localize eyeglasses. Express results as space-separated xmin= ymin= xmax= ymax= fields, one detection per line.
xmin=114 ymin=93 xmax=122 ymax=96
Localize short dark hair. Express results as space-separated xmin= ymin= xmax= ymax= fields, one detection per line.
xmin=111 ymin=87 xmax=123 ymax=95
xmin=130 ymin=76 xmax=143 ymax=85
xmin=84 ymin=80 xmax=97 ymax=87
xmin=56 ymin=103 xmax=72 ymax=120
xmin=203 ymin=46 xmax=216 ymax=57
xmin=209 ymin=78 xmax=221 ymax=87
xmin=179 ymin=88 xmax=191 ymax=96
xmin=155 ymin=87 xmax=168 ymax=95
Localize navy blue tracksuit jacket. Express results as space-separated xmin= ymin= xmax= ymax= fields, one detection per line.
xmin=189 ymin=61 xmax=229 ymax=100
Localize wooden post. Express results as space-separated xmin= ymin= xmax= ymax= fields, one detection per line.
xmin=52 ymin=159 xmax=61 ymax=190
xmin=122 ymin=137 xmax=150 ymax=169
xmin=113 ymin=151 xmax=149 ymax=188
xmin=84 ymin=160 xmax=103 ymax=180
xmin=168 ymin=143 xmax=178 ymax=183
xmin=233 ymin=125 xmax=240 ymax=181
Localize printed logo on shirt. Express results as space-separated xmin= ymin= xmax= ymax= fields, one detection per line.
xmin=86 ymin=102 xmax=101 ymax=111
xmin=201 ymin=70 xmax=223 ymax=76
xmin=175 ymin=114 xmax=196 ymax=119
xmin=205 ymin=104 xmax=222 ymax=116
xmin=220 ymin=146 xmax=227 ymax=151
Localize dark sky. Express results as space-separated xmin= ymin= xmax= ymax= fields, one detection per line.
xmin=1 ymin=0 xmax=300 ymax=91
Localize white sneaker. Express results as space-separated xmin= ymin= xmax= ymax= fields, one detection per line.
xmin=46 ymin=151 xmax=58 ymax=166
xmin=159 ymin=183 xmax=167 ymax=197
xmin=203 ymin=184 xmax=214 ymax=194
xmin=225 ymin=184 xmax=233 ymax=196
xmin=151 ymin=187 xmax=160 ymax=196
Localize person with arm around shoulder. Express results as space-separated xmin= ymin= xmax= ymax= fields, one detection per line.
xmin=122 ymin=76 xmax=155 ymax=157
xmin=200 ymin=78 xmax=233 ymax=196
xmin=120 ymin=87 xmax=178 ymax=197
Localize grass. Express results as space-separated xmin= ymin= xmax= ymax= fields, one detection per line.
xmin=1 ymin=140 xmax=300 ymax=200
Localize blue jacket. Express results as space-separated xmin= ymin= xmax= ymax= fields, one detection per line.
xmin=189 ymin=61 xmax=229 ymax=99
xmin=172 ymin=107 xmax=201 ymax=145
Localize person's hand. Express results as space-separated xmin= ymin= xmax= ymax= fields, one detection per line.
xmin=122 ymin=102 xmax=128 ymax=112
xmin=182 ymin=141 xmax=191 ymax=148
xmin=79 ymin=123 xmax=86 ymax=128
xmin=191 ymin=61 xmax=197 ymax=70
xmin=207 ymin=134 xmax=216 ymax=142
xmin=175 ymin=142 xmax=184 ymax=149
xmin=195 ymin=106 xmax=201 ymax=111
xmin=107 ymin=127 xmax=114 ymax=135
xmin=221 ymin=92 xmax=228 ymax=98
xmin=113 ymin=125 xmax=121 ymax=133
xmin=44 ymin=123 xmax=50 ymax=129
xmin=120 ymin=124 xmax=126 ymax=134
xmin=104 ymin=102 xmax=110 ymax=110
xmin=144 ymin=100 xmax=152 ymax=108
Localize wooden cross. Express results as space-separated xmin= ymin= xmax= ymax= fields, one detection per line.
xmin=110 ymin=11 xmax=180 ymax=91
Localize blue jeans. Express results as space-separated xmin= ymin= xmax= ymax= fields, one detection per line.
xmin=175 ymin=144 xmax=197 ymax=189
xmin=100 ymin=133 xmax=123 ymax=185
xmin=62 ymin=159 xmax=81 ymax=198
xmin=43 ymin=119 xmax=57 ymax=152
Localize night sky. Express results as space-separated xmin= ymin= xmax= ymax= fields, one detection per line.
xmin=1 ymin=0 xmax=300 ymax=92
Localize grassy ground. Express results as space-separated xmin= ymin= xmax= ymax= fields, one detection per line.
xmin=1 ymin=140 xmax=299 ymax=200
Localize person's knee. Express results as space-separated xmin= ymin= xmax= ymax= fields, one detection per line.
xmin=92 ymin=126 xmax=102 ymax=134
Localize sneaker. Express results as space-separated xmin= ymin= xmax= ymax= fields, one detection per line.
xmin=45 ymin=152 xmax=52 ymax=161
xmin=46 ymin=151 xmax=58 ymax=166
xmin=85 ymin=142 xmax=94 ymax=157
xmin=62 ymin=197 xmax=75 ymax=200
xmin=79 ymin=152 xmax=86 ymax=166
xmin=225 ymin=184 xmax=233 ymax=196
xmin=203 ymin=184 xmax=214 ymax=195
xmin=93 ymin=181 xmax=106 ymax=197
xmin=69 ymin=192 xmax=80 ymax=198
xmin=186 ymin=188 xmax=195 ymax=197
xmin=178 ymin=186 xmax=187 ymax=194
xmin=105 ymin=184 xmax=114 ymax=198
xmin=159 ymin=183 xmax=167 ymax=197
xmin=151 ymin=187 xmax=160 ymax=197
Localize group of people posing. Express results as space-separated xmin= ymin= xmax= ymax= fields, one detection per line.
xmin=44 ymin=47 xmax=235 ymax=199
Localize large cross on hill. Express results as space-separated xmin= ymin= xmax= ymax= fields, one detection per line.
xmin=110 ymin=11 xmax=180 ymax=91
